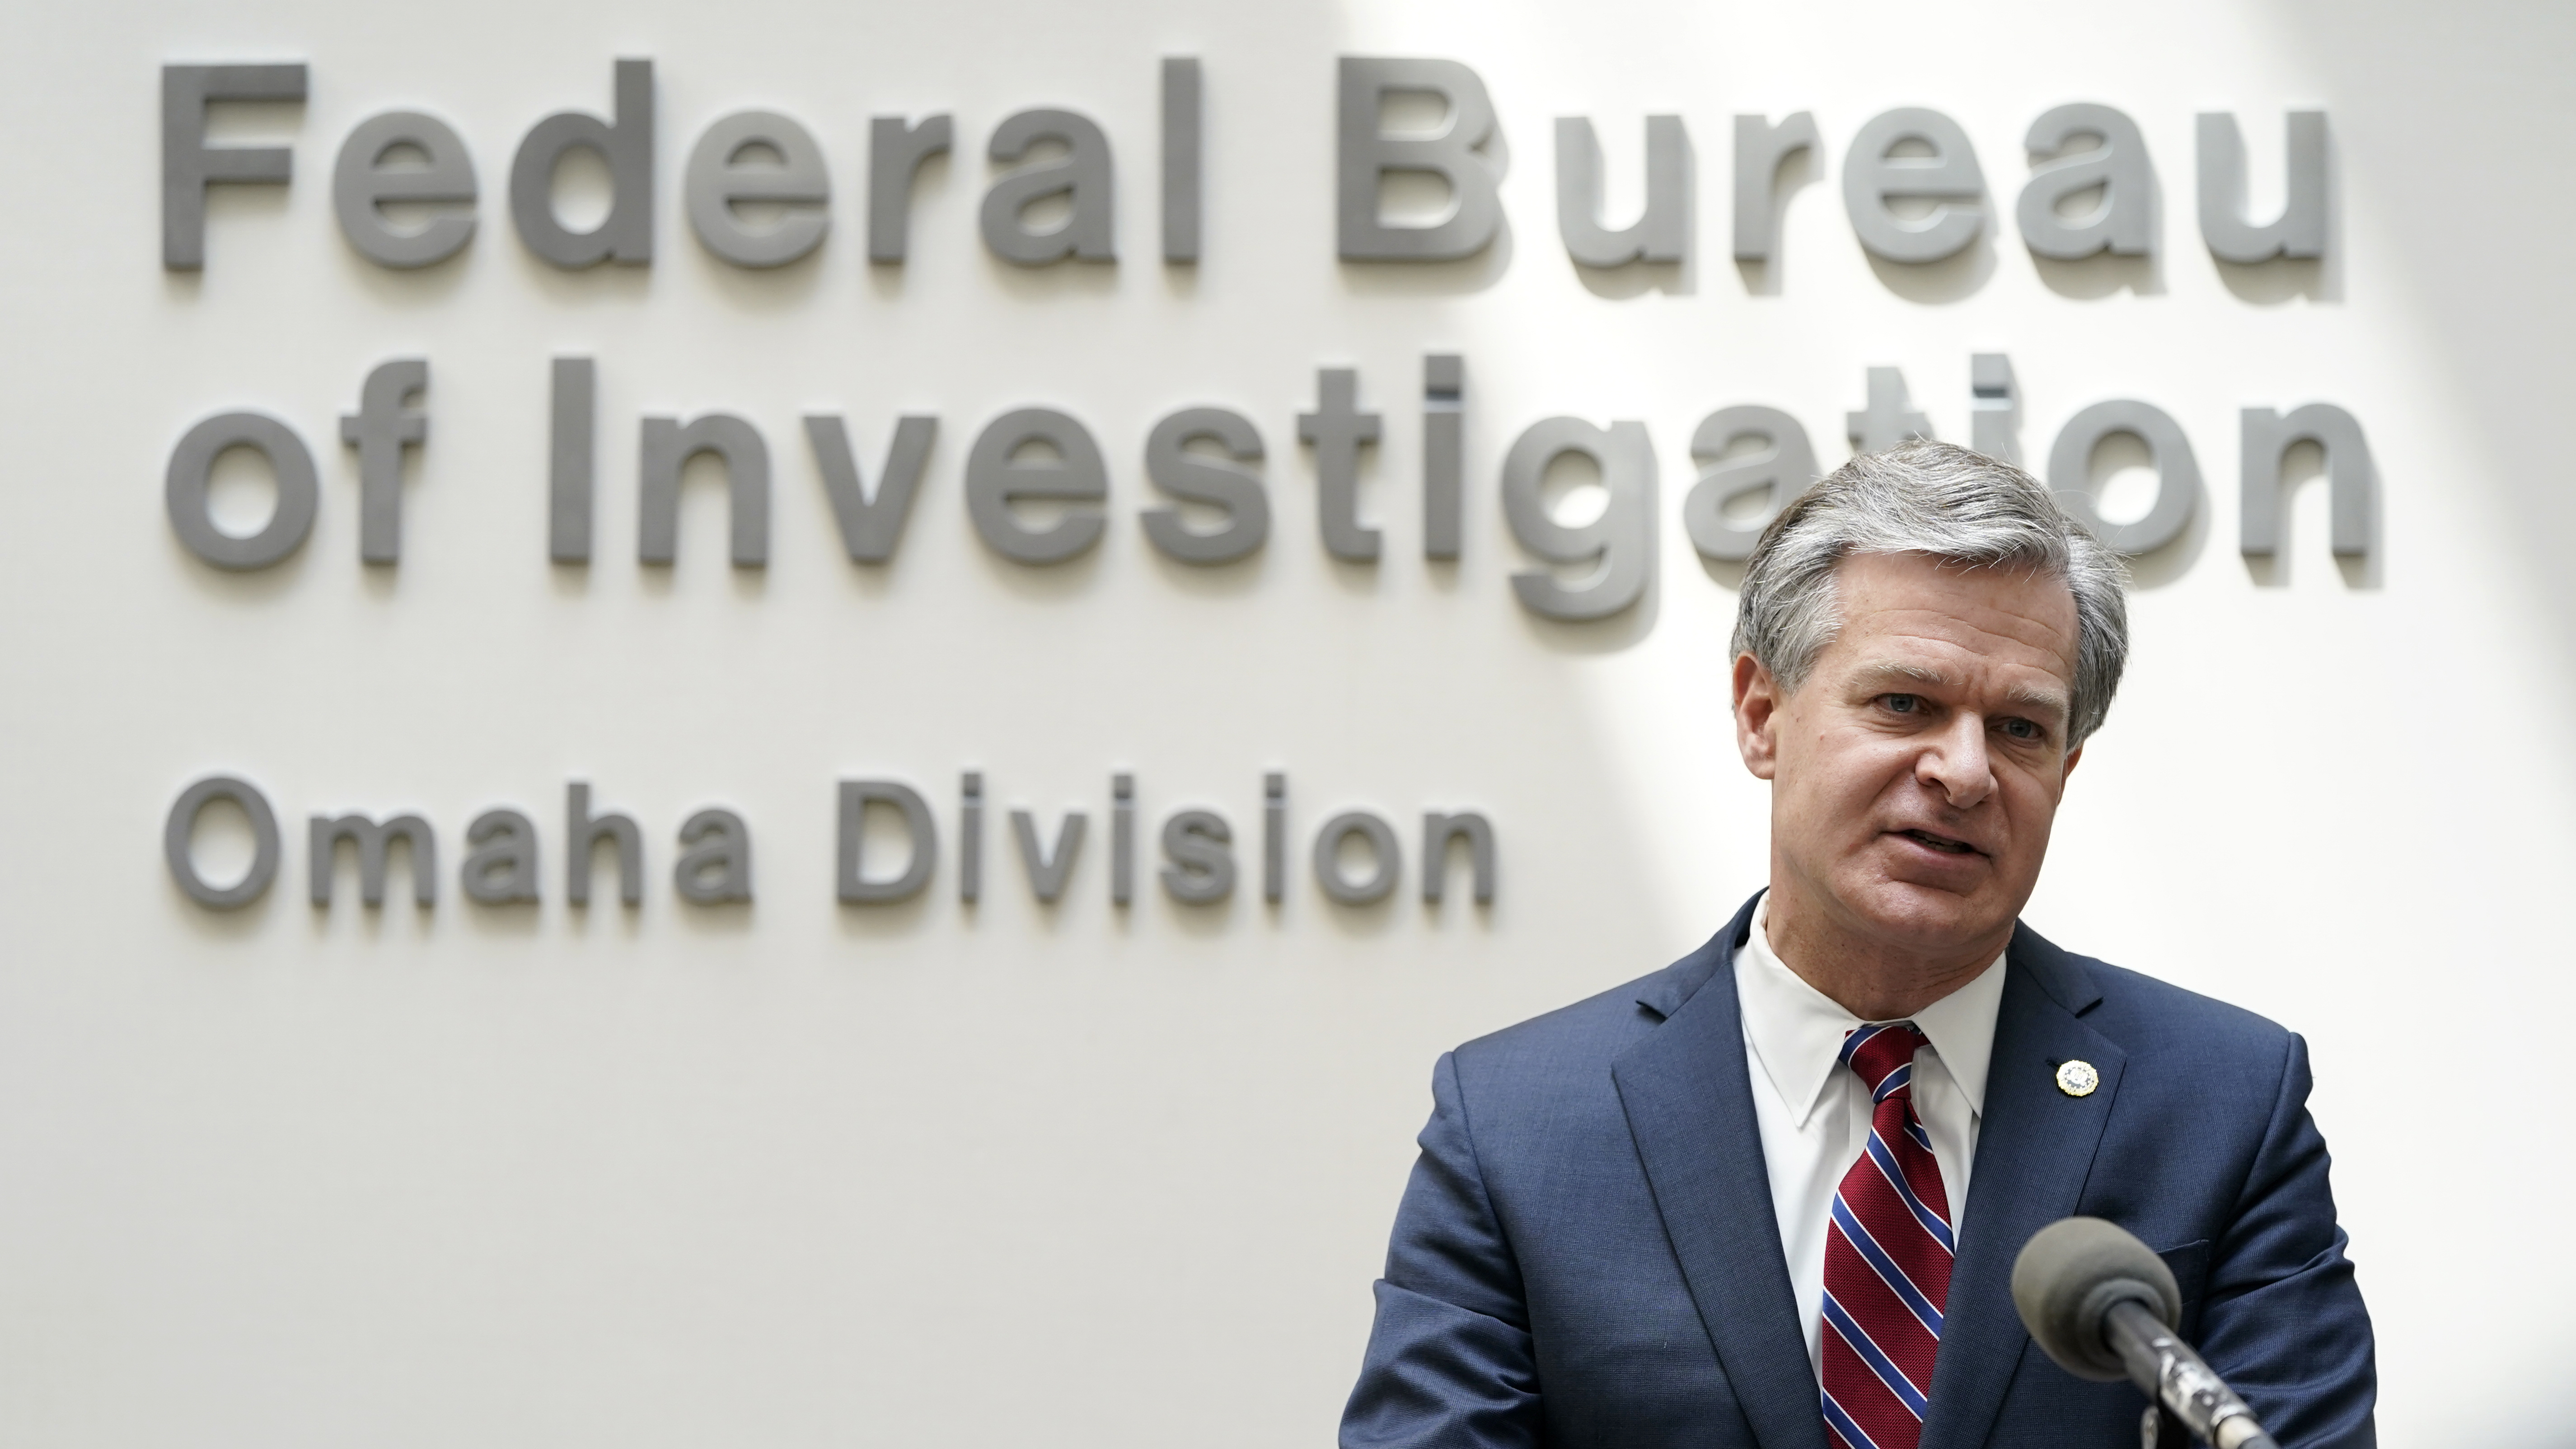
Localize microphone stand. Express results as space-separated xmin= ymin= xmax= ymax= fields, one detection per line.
xmin=2103 ymin=1300 xmax=2281 ymax=1449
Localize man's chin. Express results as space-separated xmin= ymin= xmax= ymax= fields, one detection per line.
xmin=1835 ymin=876 xmax=2017 ymax=959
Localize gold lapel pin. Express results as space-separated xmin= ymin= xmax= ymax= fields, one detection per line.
xmin=2056 ymin=1060 xmax=2100 ymax=1097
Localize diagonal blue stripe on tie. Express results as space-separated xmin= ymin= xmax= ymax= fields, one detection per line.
xmin=1838 ymin=1024 xmax=1897 ymax=1067
xmin=1822 ymin=1291 xmax=1930 ymax=1416
xmin=1863 ymin=1131 xmax=1956 ymax=1252
xmin=1822 ymin=1387 xmax=1887 ymax=1449
xmin=1829 ymin=1194 xmax=1946 ymax=1335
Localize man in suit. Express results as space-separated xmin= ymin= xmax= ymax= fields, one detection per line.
xmin=1340 ymin=442 xmax=2374 ymax=1449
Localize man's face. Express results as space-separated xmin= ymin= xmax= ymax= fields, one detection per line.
xmin=1734 ymin=550 xmax=2084 ymax=965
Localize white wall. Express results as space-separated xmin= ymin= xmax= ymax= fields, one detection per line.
xmin=1 ymin=1 xmax=2569 ymax=1445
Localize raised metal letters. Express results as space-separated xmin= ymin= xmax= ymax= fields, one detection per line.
xmin=867 ymin=115 xmax=953 ymax=263
xmin=1313 ymin=810 xmax=1399 ymax=905
xmin=1162 ymin=58 xmax=1202 ymax=263
xmin=2197 ymin=113 xmax=2328 ymax=263
xmin=1263 ymin=772 xmax=1287 ymax=904
xmin=1159 ymin=810 xmax=1235 ymax=904
xmin=964 ymin=408 xmax=1109 ymax=564
xmin=1846 ymin=367 xmax=1933 ymax=455
xmin=1843 ymin=108 xmax=1986 ymax=263
xmin=550 ymin=357 xmax=595 ymax=563
xmin=1296 ymin=369 xmax=1382 ymax=562
xmin=310 ymin=811 xmax=436 ymax=907
xmin=2048 ymin=400 xmax=2200 ymax=556
xmin=1500 ymin=416 xmax=1656 ymax=621
xmin=462 ymin=809 xmax=539 ymax=905
xmin=1335 ymin=57 xmax=1501 ymax=261
xmin=1732 ymin=112 xmax=1820 ymax=263
xmin=1010 ymin=807 xmax=1087 ymax=903
xmin=339 ymin=358 xmax=428 ymax=564
xmin=674 ymin=808 xmax=753 ymax=903
xmin=566 ymin=782 xmax=643 ymax=906
xmin=2018 ymin=103 xmax=2153 ymax=261
xmin=1555 ymin=115 xmax=1687 ymax=267
xmin=1111 ymin=773 xmax=1135 ymax=906
xmin=1970 ymin=352 xmax=2020 ymax=465
xmin=1142 ymin=407 xmax=1268 ymax=564
xmin=509 ymin=58 xmax=654 ymax=268
xmin=1424 ymin=355 xmax=1464 ymax=561
xmin=981 ymin=109 xmax=1115 ymax=265
xmin=165 ymin=776 xmax=281 ymax=910
xmin=685 ymin=110 xmax=830 ymax=268
xmin=166 ymin=412 xmax=318 ymax=571
xmin=163 ymin=62 xmax=306 ymax=270
xmin=333 ymin=110 xmax=477 ymax=267
xmin=2241 ymin=404 xmax=2372 ymax=558
xmin=1685 ymin=405 xmax=1817 ymax=563
xmin=959 ymin=772 xmax=984 ymax=905
xmin=1421 ymin=812 xmax=1494 ymax=905
xmin=639 ymin=414 xmax=770 ymax=567
xmin=837 ymin=780 xmax=936 ymax=903
xmin=805 ymin=415 xmax=937 ymax=563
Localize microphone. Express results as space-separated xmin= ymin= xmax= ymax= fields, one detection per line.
xmin=2010 ymin=1217 xmax=2281 ymax=1449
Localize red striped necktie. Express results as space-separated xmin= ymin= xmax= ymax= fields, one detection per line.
xmin=1819 ymin=1022 xmax=1956 ymax=1449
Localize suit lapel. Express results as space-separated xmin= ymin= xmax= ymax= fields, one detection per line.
xmin=1917 ymin=927 xmax=2126 ymax=1449
xmin=1613 ymin=897 xmax=1830 ymax=1449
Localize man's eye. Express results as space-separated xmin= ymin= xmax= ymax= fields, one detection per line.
xmin=2000 ymin=717 xmax=2040 ymax=741
xmin=1880 ymin=694 xmax=1921 ymax=714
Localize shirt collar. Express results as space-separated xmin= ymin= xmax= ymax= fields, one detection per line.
xmin=1735 ymin=892 xmax=2007 ymax=1128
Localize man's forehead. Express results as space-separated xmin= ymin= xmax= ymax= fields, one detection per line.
xmin=1831 ymin=554 xmax=2080 ymax=675
xmin=1831 ymin=614 xmax=2075 ymax=682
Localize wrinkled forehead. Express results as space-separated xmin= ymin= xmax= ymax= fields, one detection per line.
xmin=1823 ymin=552 xmax=2081 ymax=685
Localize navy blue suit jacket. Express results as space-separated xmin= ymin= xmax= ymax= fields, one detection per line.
xmin=1343 ymin=896 xmax=2375 ymax=1449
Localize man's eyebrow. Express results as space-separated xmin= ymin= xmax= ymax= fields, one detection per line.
xmin=1851 ymin=662 xmax=1950 ymax=689
xmin=2006 ymin=685 xmax=2072 ymax=721
xmin=1849 ymin=662 xmax=2073 ymax=722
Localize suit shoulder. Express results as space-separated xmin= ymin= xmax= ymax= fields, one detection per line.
xmin=1449 ymin=949 xmax=1723 ymax=1085
xmin=2067 ymin=952 xmax=2298 ymax=1063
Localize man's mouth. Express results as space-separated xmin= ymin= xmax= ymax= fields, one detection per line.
xmin=1895 ymin=828 xmax=1982 ymax=857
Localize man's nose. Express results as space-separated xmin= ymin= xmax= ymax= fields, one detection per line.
xmin=1916 ymin=712 xmax=1997 ymax=809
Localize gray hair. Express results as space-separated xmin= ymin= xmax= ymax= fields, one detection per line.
xmin=1729 ymin=440 xmax=2131 ymax=749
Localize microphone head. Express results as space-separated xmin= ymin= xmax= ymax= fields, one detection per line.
xmin=2010 ymin=1216 xmax=2182 ymax=1382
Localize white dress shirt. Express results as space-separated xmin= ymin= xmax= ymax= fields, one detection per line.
xmin=1733 ymin=892 xmax=2008 ymax=1375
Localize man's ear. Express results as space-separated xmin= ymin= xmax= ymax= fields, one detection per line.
xmin=1733 ymin=652 xmax=1782 ymax=781
xmin=2061 ymin=741 xmax=2084 ymax=784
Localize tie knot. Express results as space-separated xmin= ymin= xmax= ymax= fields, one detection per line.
xmin=1840 ymin=1022 xmax=1928 ymax=1102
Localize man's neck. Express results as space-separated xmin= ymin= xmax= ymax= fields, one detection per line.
xmin=1761 ymin=881 xmax=2008 ymax=1021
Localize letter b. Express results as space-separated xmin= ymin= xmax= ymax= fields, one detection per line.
xmin=1336 ymin=57 xmax=1501 ymax=261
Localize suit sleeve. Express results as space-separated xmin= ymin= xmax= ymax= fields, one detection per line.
xmin=1340 ymin=1051 xmax=1545 ymax=1449
xmin=2198 ymin=1032 xmax=2378 ymax=1449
